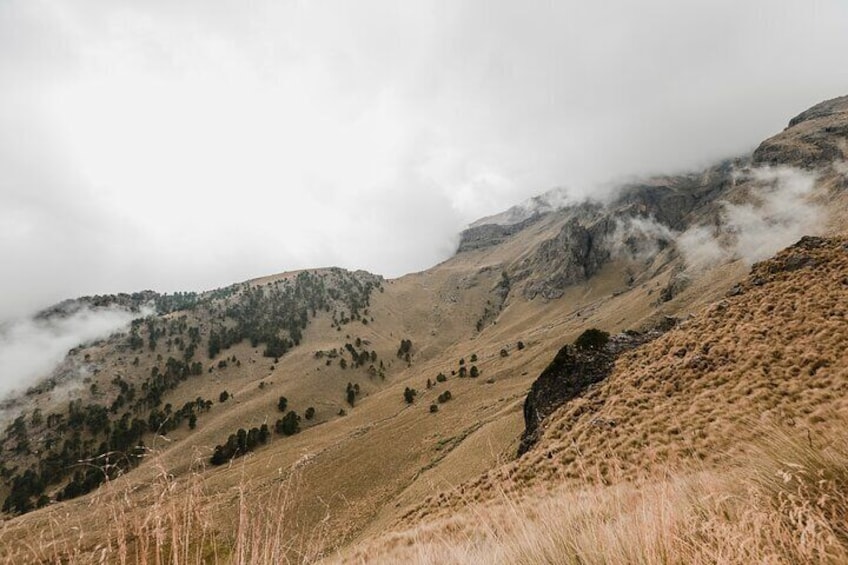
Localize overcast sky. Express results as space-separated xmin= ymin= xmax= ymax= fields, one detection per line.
xmin=2 ymin=0 xmax=847 ymax=320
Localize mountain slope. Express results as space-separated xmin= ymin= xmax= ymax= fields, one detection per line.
xmin=337 ymin=234 xmax=848 ymax=563
xmin=0 ymin=94 xmax=846 ymax=563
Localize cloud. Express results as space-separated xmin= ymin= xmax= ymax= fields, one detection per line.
xmin=678 ymin=166 xmax=823 ymax=270
xmin=2 ymin=1 xmax=848 ymax=319
xmin=0 ymin=307 xmax=147 ymax=399
xmin=610 ymin=216 xmax=676 ymax=262
xmin=677 ymin=225 xmax=727 ymax=272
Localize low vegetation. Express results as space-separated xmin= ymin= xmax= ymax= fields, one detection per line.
xmin=341 ymin=427 xmax=848 ymax=564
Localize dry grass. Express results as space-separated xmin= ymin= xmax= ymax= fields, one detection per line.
xmin=404 ymin=236 xmax=848 ymax=520
xmin=4 ymin=425 xmax=848 ymax=564
xmin=335 ymin=426 xmax=848 ymax=564
xmin=0 ymin=452 xmax=327 ymax=564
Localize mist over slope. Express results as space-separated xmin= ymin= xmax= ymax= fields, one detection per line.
xmin=0 ymin=306 xmax=151 ymax=401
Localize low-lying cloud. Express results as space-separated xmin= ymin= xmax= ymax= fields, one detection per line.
xmin=678 ymin=166 xmax=823 ymax=270
xmin=610 ymin=216 xmax=676 ymax=262
xmin=0 ymin=307 xmax=146 ymax=399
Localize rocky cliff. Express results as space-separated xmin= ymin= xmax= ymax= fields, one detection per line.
xmin=754 ymin=94 xmax=848 ymax=168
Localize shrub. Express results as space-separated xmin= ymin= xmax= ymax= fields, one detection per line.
xmin=500 ymin=348 xmax=509 ymax=357
xmin=404 ymin=387 xmax=417 ymax=404
xmin=436 ymin=373 xmax=447 ymax=383
xmin=219 ymin=391 xmax=230 ymax=403
xmin=437 ymin=391 xmax=452 ymax=403
xmin=470 ymin=365 xmax=479 ymax=378
xmin=396 ymin=338 xmax=413 ymax=358
xmin=517 ymin=340 xmax=525 ymax=350
xmin=277 ymin=396 xmax=288 ymax=412
xmin=429 ymin=404 xmax=439 ymax=413
xmin=305 ymin=407 xmax=315 ymax=420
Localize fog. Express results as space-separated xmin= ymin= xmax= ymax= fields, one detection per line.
xmin=2 ymin=1 xmax=848 ymax=320
xmin=0 ymin=307 xmax=146 ymax=399
xmin=679 ymin=166 xmax=824 ymax=270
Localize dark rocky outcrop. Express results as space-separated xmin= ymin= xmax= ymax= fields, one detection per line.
xmin=517 ymin=330 xmax=664 ymax=456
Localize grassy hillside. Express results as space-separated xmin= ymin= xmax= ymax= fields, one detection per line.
xmin=0 ymin=95 xmax=846 ymax=563
xmin=337 ymin=235 xmax=848 ymax=564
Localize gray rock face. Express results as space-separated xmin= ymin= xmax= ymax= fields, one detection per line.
xmin=609 ymin=167 xmax=733 ymax=231
xmin=518 ymin=213 xmax=612 ymax=300
xmin=456 ymin=214 xmax=544 ymax=253
xmin=787 ymin=95 xmax=848 ymax=128
xmin=513 ymin=166 xmax=734 ymax=301
xmin=753 ymin=95 xmax=848 ymax=168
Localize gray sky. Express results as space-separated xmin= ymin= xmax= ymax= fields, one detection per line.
xmin=2 ymin=0 xmax=847 ymax=320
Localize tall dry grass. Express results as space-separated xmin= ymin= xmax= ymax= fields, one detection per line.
xmin=336 ymin=426 xmax=848 ymax=564
xmin=0 ymin=452 xmax=327 ymax=565
xmin=3 ymin=426 xmax=848 ymax=564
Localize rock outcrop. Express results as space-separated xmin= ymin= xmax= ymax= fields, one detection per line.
xmin=517 ymin=213 xmax=612 ymax=299
xmin=456 ymin=214 xmax=544 ymax=253
xmin=517 ymin=330 xmax=664 ymax=456
xmin=753 ymin=95 xmax=848 ymax=168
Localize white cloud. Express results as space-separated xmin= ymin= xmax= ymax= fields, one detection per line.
xmin=678 ymin=166 xmax=823 ymax=270
xmin=610 ymin=216 xmax=676 ymax=261
xmin=0 ymin=307 xmax=146 ymax=399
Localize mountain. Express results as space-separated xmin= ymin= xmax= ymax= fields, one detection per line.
xmin=0 ymin=95 xmax=847 ymax=563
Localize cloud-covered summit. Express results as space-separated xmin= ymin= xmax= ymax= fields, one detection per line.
xmin=2 ymin=0 xmax=847 ymax=320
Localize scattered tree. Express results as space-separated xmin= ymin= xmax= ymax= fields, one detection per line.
xmin=396 ymin=338 xmax=413 ymax=359
xmin=403 ymin=387 xmax=417 ymax=404
xmin=275 ymin=411 xmax=300 ymax=436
